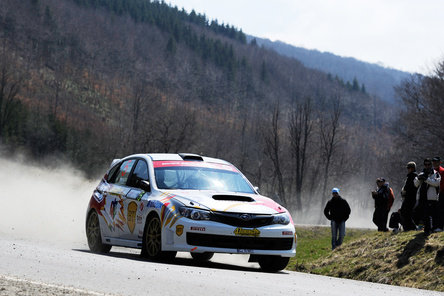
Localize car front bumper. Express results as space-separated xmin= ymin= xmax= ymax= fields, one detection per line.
xmin=161 ymin=218 xmax=297 ymax=257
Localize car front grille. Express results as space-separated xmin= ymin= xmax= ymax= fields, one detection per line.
xmin=186 ymin=233 xmax=294 ymax=250
xmin=210 ymin=212 xmax=274 ymax=228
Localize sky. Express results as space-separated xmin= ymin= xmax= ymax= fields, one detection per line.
xmin=167 ymin=0 xmax=444 ymax=74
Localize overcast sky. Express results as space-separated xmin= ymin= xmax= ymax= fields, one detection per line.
xmin=167 ymin=0 xmax=444 ymax=74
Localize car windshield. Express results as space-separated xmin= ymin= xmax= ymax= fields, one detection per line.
xmin=153 ymin=161 xmax=254 ymax=193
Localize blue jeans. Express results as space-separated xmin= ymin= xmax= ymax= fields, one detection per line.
xmin=331 ymin=220 xmax=345 ymax=250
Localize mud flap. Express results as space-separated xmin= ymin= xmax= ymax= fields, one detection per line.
xmin=248 ymin=254 xmax=259 ymax=262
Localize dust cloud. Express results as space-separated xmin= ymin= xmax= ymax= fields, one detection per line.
xmin=290 ymin=182 xmax=384 ymax=229
xmin=0 ymin=154 xmax=100 ymax=245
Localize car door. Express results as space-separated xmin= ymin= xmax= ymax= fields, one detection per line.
xmin=103 ymin=158 xmax=136 ymax=237
xmin=122 ymin=159 xmax=151 ymax=241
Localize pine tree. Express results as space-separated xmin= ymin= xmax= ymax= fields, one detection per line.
xmin=166 ymin=36 xmax=177 ymax=54
xmin=352 ymin=77 xmax=359 ymax=91
xmin=361 ymin=83 xmax=366 ymax=93
xmin=260 ymin=61 xmax=268 ymax=82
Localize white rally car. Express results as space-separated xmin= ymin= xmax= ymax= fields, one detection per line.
xmin=86 ymin=153 xmax=296 ymax=272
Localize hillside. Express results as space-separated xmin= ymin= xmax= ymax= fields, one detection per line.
xmin=289 ymin=226 xmax=444 ymax=292
xmin=252 ymin=36 xmax=412 ymax=103
xmin=0 ymin=0 xmax=397 ymax=214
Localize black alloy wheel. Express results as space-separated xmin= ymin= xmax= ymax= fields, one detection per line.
xmin=86 ymin=210 xmax=112 ymax=253
xmin=142 ymin=214 xmax=176 ymax=261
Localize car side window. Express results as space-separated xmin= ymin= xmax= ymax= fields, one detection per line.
xmin=114 ymin=159 xmax=136 ymax=186
xmin=107 ymin=163 xmax=120 ymax=183
xmin=127 ymin=160 xmax=149 ymax=188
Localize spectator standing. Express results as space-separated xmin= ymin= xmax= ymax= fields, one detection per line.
xmin=414 ymin=158 xmax=441 ymax=235
xmin=324 ymin=188 xmax=351 ymax=250
xmin=432 ymin=156 xmax=444 ymax=231
xmin=400 ymin=161 xmax=418 ymax=231
xmin=372 ymin=178 xmax=390 ymax=231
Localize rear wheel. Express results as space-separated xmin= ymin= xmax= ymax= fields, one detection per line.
xmin=142 ymin=214 xmax=176 ymax=261
xmin=86 ymin=211 xmax=111 ymax=253
xmin=257 ymin=255 xmax=290 ymax=272
xmin=191 ymin=252 xmax=214 ymax=262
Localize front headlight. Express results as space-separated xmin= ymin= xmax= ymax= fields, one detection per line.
xmin=272 ymin=213 xmax=290 ymax=225
xmin=179 ymin=207 xmax=211 ymax=221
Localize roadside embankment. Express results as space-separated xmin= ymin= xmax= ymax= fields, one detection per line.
xmin=289 ymin=226 xmax=444 ymax=292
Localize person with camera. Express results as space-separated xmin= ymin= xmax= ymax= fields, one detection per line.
xmin=400 ymin=161 xmax=418 ymax=231
xmin=372 ymin=177 xmax=390 ymax=232
xmin=324 ymin=188 xmax=351 ymax=250
xmin=432 ymin=156 xmax=444 ymax=231
xmin=414 ymin=158 xmax=441 ymax=235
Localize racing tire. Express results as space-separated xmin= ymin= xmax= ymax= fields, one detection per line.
xmin=190 ymin=252 xmax=214 ymax=262
xmin=257 ymin=255 xmax=290 ymax=272
xmin=86 ymin=210 xmax=112 ymax=253
xmin=142 ymin=214 xmax=176 ymax=261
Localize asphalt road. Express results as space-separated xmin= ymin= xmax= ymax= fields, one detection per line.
xmin=0 ymin=235 xmax=442 ymax=296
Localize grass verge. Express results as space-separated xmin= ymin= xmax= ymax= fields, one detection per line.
xmin=288 ymin=226 xmax=444 ymax=292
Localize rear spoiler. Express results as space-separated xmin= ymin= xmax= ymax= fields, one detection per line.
xmin=110 ymin=158 xmax=121 ymax=169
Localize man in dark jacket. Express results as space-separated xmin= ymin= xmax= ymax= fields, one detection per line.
xmin=415 ymin=158 xmax=441 ymax=235
xmin=372 ymin=177 xmax=389 ymax=231
xmin=400 ymin=162 xmax=418 ymax=231
xmin=324 ymin=188 xmax=351 ymax=250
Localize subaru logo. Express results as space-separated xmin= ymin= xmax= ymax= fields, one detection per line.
xmin=240 ymin=214 xmax=251 ymax=221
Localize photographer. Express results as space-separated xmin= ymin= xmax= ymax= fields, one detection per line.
xmin=372 ymin=178 xmax=389 ymax=232
xmin=400 ymin=161 xmax=418 ymax=231
xmin=414 ymin=158 xmax=441 ymax=235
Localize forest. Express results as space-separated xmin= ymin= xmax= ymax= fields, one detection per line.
xmin=254 ymin=36 xmax=410 ymax=103
xmin=0 ymin=0 xmax=442 ymax=223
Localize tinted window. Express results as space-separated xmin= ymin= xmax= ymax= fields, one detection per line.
xmin=114 ymin=159 xmax=136 ymax=186
xmin=107 ymin=164 xmax=120 ymax=183
xmin=127 ymin=160 xmax=149 ymax=188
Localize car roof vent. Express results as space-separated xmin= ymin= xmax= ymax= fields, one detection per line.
xmin=179 ymin=153 xmax=204 ymax=161
xmin=212 ymin=195 xmax=255 ymax=202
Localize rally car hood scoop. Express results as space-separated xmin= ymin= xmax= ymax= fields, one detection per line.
xmin=212 ymin=195 xmax=255 ymax=202
xmin=166 ymin=190 xmax=285 ymax=214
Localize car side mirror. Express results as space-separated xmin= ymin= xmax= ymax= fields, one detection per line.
xmin=254 ymin=186 xmax=260 ymax=193
xmin=140 ymin=180 xmax=151 ymax=192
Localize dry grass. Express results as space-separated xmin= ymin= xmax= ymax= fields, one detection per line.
xmin=289 ymin=226 xmax=444 ymax=292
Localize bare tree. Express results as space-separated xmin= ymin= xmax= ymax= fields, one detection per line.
xmin=0 ymin=48 xmax=21 ymax=140
xmin=154 ymin=101 xmax=197 ymax=153
xmin=129 ymin=80 xmax=147 ymax=152
xmin=318 ymin=96 xmax=342 ymax=216
xmin=396 ymin=61 xmax=444 ymax=156
xmin=263 ymin=102 xmax=287 ymax=206
xmin=288 ymin=96 xmax=313 ymax=210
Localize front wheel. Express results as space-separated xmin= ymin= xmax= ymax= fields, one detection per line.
xmin=86 ymin=211 xmax=111 ymax=253
xmin=142 ymin=215 xmax=176 ymax=261
xmin=191 ymin=252 xmax=214 ymax=262
xmin=257 ymin=255 xmax=290 ymax=272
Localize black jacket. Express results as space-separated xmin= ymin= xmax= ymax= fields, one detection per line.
xmin=403 ymin=171 xmax=418 ymax=205
xmin=373 ymin=184 xmax=389 ymax=209
xmin=324 ymin=195 xmax=351 ymax=223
